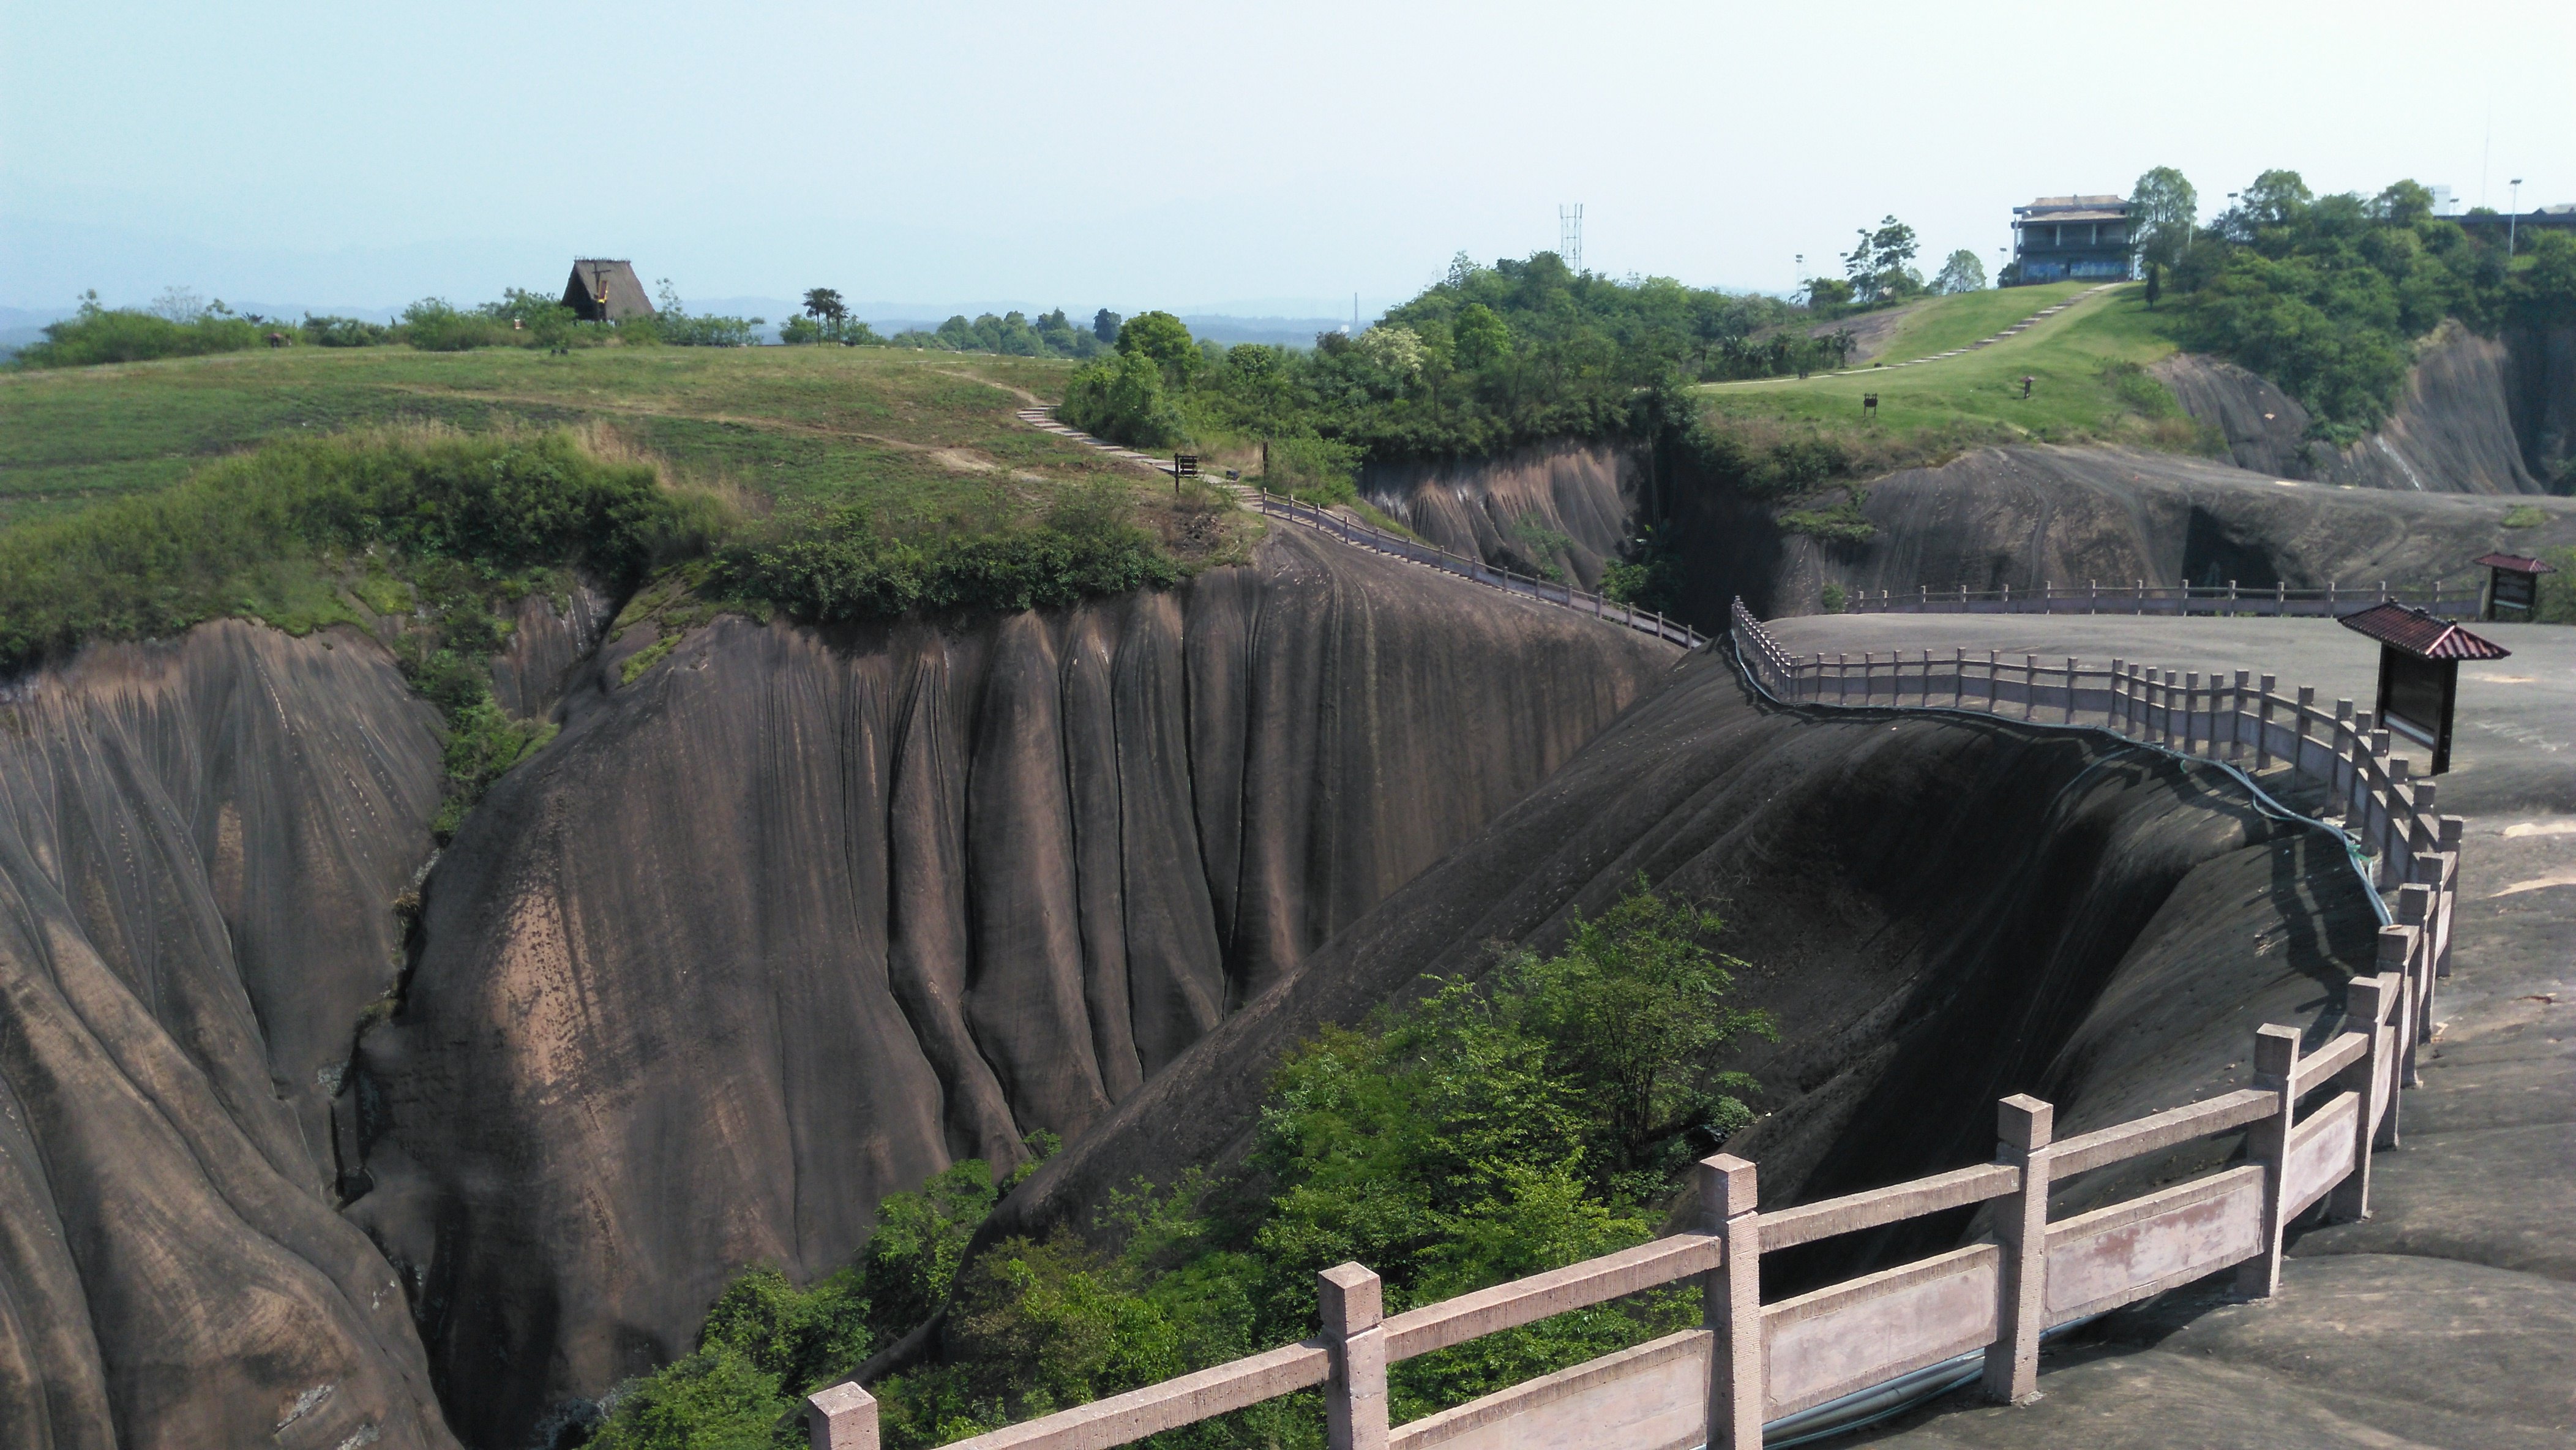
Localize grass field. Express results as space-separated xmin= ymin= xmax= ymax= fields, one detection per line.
xmin=0 ymin=344 xmax=1127 ymax=527
xmin=1701 ymin=284 xmax=2201 ymax=460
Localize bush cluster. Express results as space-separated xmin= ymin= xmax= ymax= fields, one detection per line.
xmin=596 ymin=879 xmax=1775 ymax=1448
xmin=1056 ymin=255 xmax=1825 ymax=471
xmin=714 ymin=488 xmax=1183 ymax=623
xmin=15 ymin=291 xmax=266 ymax=366
xmin=0 ymin=428 xmax=711 ymax=675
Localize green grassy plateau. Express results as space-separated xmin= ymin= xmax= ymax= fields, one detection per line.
xmin=0 ymin=344 xmax=1128 ymax=527
xmin=1703 ymin=283 xmax=2206 ymax=462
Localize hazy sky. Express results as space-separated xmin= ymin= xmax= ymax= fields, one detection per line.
xmin=4 ymin=0 xmax=2569 ymax=317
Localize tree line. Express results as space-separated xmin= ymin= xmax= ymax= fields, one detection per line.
xmin=2129 ymin=165 xmax=2576 ymax=443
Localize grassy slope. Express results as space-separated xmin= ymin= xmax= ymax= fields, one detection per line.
xmin=1863 ymin=280 xmax=2091 ymax=362
xmin=0 ymin=344 xmax=1125 ymax=526
xmin=1700 ymin=283 xmax=2192 ymax=455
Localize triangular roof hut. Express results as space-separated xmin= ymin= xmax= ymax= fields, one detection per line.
xmin=563 ymin=260 xmax=655 ymax=321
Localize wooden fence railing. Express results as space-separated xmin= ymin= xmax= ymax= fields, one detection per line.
xmin=1842 ymin=577 xmax=2482 ymax=620
xmin=796 ymin=604 xmax=2457 ymax=1450
xmin=1250 ymin=490 xmax=1706 ymax=650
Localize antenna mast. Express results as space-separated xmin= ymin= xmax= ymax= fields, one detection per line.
xmin=1559 ymin=204 xmax=1584 ymax=273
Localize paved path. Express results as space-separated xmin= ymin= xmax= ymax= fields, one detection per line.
xmin=1766 ymin=614 xmax=2575 ymax=1449
xmin=1712 ymin=282 xmax=2127 ymax=388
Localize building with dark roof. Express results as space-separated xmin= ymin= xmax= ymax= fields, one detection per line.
xmin=2009 ymin=196 xmax=2132 ymax=285
xmin=562 ymin=260 xmax=656 ymax=321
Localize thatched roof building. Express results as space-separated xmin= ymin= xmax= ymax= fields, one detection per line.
xmin=562 ymin=260 xmax=655 ymax=321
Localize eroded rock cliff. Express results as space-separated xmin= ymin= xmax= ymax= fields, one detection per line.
xmin=990 ymin=648 xmax=2384 ymax=1293
xmin=1360 ymin=442 xmax=1644 ymax=589
xmin=345 ymin=527 xmax=1678 ymax=1446
xmin=0 ymin=622 xmax=455 ymax=1450
xmin=2155 ymin=321 xmax=2548 ymax=494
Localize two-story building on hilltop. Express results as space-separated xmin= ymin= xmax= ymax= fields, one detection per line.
xmin=2009 ymin=196 xmax=2132 ymax=284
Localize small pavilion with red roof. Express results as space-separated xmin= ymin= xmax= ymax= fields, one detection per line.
xmin=2337 ymin=602 xmax=2510 ymax=775
xmin=2473 ymin=552 xmax=2555 ymax=622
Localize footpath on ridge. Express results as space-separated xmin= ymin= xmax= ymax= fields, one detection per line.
xmin=1013 ymin=405 xmax=1703 ymax=648
xmin=1713 ymin=280 xmax=2125 ymax=388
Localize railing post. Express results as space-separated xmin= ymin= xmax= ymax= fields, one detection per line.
xmin=1953 ymin=647 xmax=1965 ymax=708
xmin=2064 ymin=657 xmax=2078 ymax=723
xmin=1983 ymin=1094 xmax=2053 ymax=1405
xmin=2397 ymin=884 xmax=2434 ymax=1081
xmin=1320 ymin=1263 xmax=1388 ymax=1450
xmin=2236 ymin=1023 xmax=2301 ymax=1299
xmin=2230 ymin=671 xmax=2250 ymax=759
xmin=2435 ymin=817 xmax=2463 ymax=977
xmin=1985 ymin=650 xmax=1998 ymax=712
xmin=2256 ymin=675 xmax=2277 ymax=770
xmin=805 ymin=1382 xmax=878 ymax=1450
xmin=1702 ymin=1154 xmax=1762 ymax=1450
xmin=2329 ymin=701 xmax=2354 ymax=820
xmin=2329 ymin=972 xmax=2396 ymax=1221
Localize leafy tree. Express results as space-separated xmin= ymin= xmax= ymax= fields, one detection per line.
xmin=1093 ymin=308 xmax=1123 ymax=344
xmin=1451 ymin=302 xmax=1512 ymax=368
xmin=1842 ymin=216 xmax=1922 ymax=302
xmin=2130 ymin=166 xmax=2198 ymax=271
xmin=2373 ymin=181 xmax=2435 ymax=225
xmin=804 ymin=288 xmax=848 ymax=324
xmin=1114 ymin=311 xmax=1200 ymax=383
xmin=1803 ymin=276 xmax=1855 ymax=309
xmin=1931 ymin=250 xmax=1986 ymax=295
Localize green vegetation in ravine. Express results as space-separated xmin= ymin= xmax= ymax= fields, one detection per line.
xmin=586 ymin=879 xmax=1775 ymax=1449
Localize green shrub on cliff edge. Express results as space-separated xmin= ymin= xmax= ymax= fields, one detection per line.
xmin=0 ymin=426 xmax=724 ymax=837
xmin=713 ymin=484 xmax=1182 ymax=623
xmin=599 ymin=879 xmax=1773 ymax=1449
xmin=0 ymin=426 xmax=715 ymax=673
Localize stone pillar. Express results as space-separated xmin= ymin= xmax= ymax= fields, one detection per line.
xmin=2330 ymin=972 xmax=2396 ymax=1221
xmin=2378 ymin=923 xmax=2422 ymax=1099
xmin=805 ymin=1382 xmax=878 ymax=1450
xmin=1320 ymin=1263 xmax=1388 ymax=1450
xmin=2236 ymin=1024 xmax=2301 ymax=1299
xmin=1702 ymin=1154 xmax=1762 ymax=1450
xmin=1983 ymin=1095 xmax=2054 ymax=1405
xmin=2256 ymin=674 xmax=2277 ymax=770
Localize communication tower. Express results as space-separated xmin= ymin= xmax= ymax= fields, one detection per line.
xmin=1559 ymin=204 xmax=1584 ymax=273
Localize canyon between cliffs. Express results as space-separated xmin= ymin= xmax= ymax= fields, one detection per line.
xmin=2 ymin=328 xmax=2565 ymax=1450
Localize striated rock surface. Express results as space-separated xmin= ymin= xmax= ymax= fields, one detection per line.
xmin=2154 ymin=321 xmax=2549 ymax=494
xmin=1723 ymin=445 xmax=2576 ymax=619
xmin=348 ymin=528 xmax=1678 ymax=1446
xmin=990 ymin=649 xmax=2383 ymax=1288
xmin=1360 ymin=442 xmax=1645 ymax=590
xmin=0 ymin=622 xmax=455 ymax=1450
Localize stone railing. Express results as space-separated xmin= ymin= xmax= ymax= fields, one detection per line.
xmin=1251 ymin=490 xmax=1705 ymax=650
xmin=1728 ymin=597 xmax=2465 ymax=904
xmin=794 ymin=604 xmax=2454 ymax=1450
xmin=1841 ymin=578 xmax=2482 ymax=620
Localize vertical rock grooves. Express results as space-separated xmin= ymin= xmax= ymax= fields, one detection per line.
xmin=988 ymin=651 xmax=2382 ymax=1300
xmin=344 ymin=527 xmax=1678 ymax=1446
xmin=0 ymin=621 xmax=454 ymax=1450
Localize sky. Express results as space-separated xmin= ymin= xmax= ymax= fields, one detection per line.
xmin=3 ymin=0 xmax=2569 ymax=320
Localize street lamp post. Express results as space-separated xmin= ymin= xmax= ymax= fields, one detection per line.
xmin=2509 ymin=179 xmax=2523 ymax=256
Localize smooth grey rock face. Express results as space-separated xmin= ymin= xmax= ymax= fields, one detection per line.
xmin=344 ymin=528 xmax=1677 ymax=1447
xmin=0 ymin=620 xmax=455 ymax=1450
